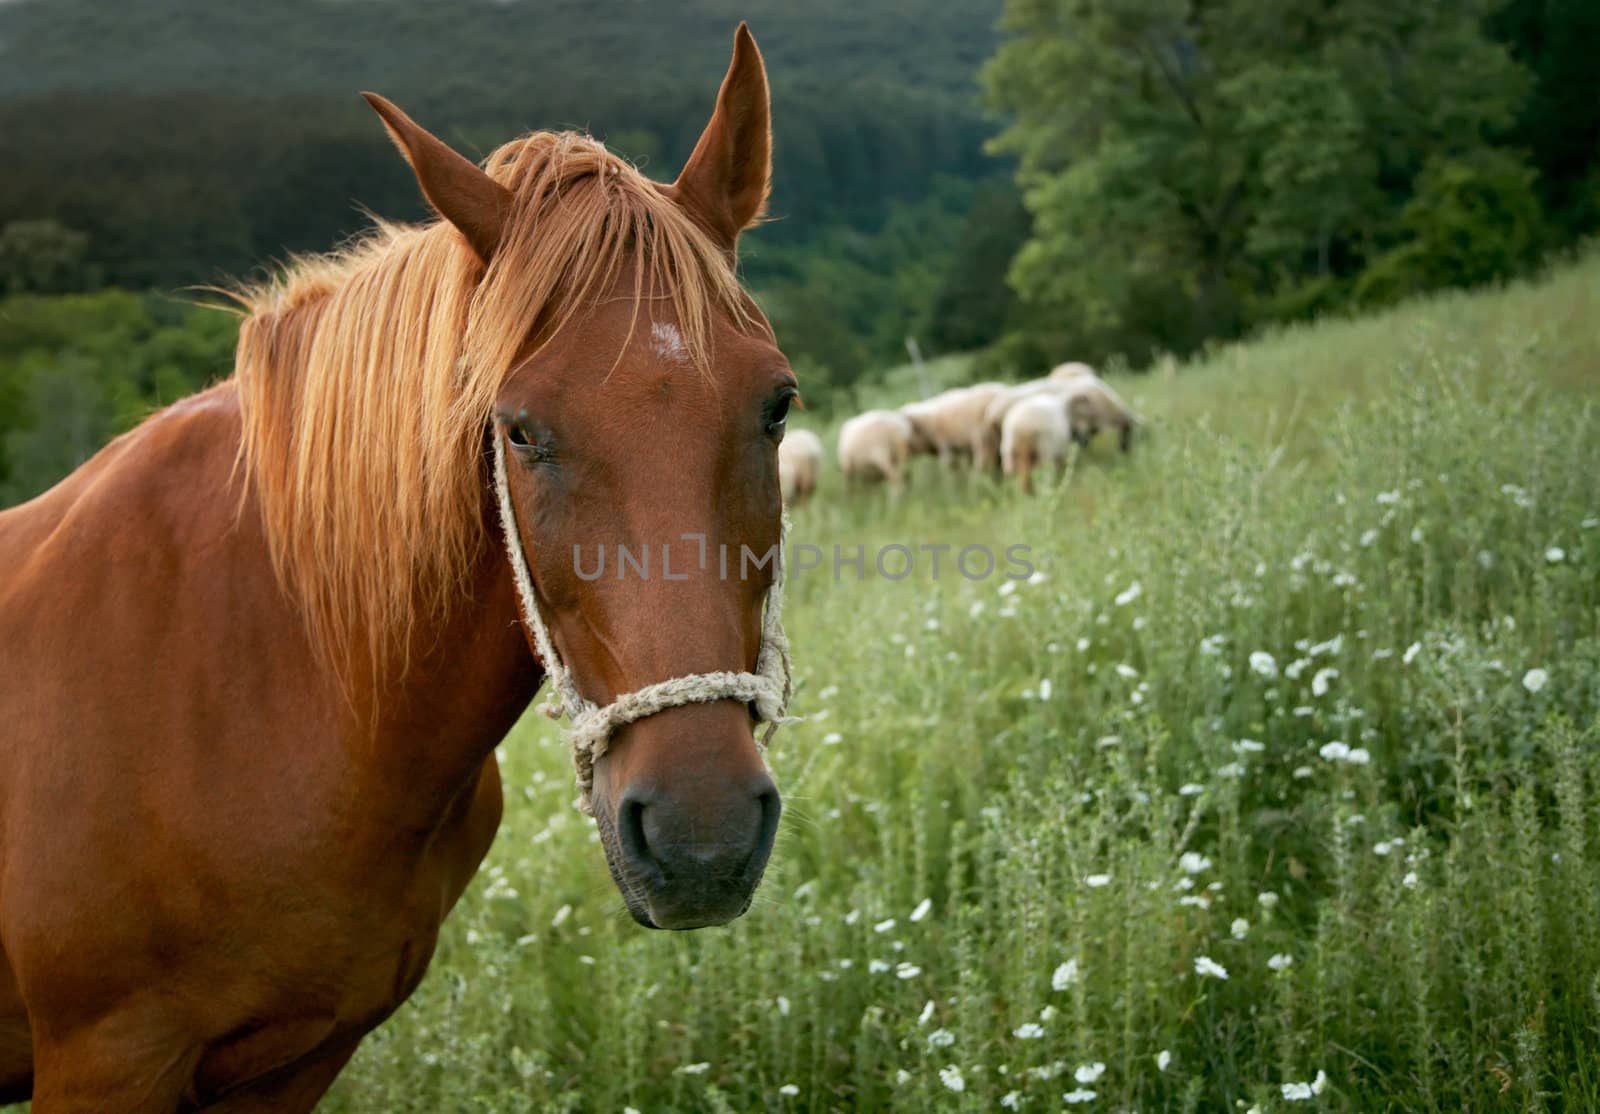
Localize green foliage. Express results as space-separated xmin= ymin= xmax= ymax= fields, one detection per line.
xmin=304 ymin=254 xmax=1600 ymax=1112
xmin=0 ymin=219 xmax=97 ymax=295
xmin=753 ymin=179 xmax=981 ymax=408
xmin=0 ymin=290 xmax=236 ymax=503
xmin=1357 ymin=149 xmax=1545 ymax=307
xmin=983 ymin=0 xmax=1541 ymax=363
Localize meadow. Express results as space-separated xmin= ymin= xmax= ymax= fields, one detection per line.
xmin=323 ymin=255 xmax=1599 ymax=1112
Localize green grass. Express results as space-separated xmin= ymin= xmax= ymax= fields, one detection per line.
xmin=324 ymin=256 xmax=1600 ymax=1112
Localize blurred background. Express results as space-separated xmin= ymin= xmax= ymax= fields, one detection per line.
xmin=0 ymin=0 xmax=1593 ymax=503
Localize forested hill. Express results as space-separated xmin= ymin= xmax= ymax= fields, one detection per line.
xmin=0 ymin=0 xmax=1002 ymax=288
xmin=0 ymin=0 xmax=993 ymax=103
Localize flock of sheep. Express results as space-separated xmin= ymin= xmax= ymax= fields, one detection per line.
xmin=778 ymin=362 xmax=1142 ymax=503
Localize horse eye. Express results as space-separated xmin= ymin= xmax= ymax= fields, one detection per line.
xmin=506 ymin=423 xmax=534 ymax=448
xmin=766 ymin=392 xmax=795 ymax=435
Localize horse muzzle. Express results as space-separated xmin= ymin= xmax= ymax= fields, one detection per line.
xmin=600 ymin=771 xmax=781 ymax=930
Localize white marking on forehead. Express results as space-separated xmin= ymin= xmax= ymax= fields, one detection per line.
xmin=651 ymin=321 xmax=689 ymax=365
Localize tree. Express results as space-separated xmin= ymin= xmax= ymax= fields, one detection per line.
xmin=983 ymin=0 xmax=1532 ymax=360
xmin=0 ymin=219 xmax=96 ymax=294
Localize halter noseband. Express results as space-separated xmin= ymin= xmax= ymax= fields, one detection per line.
xmin=493 ymin=433 xmax=795 ymax=814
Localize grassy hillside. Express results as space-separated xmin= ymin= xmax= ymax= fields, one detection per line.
xmin=307 ymin=257 xmax=1600 ymax=1111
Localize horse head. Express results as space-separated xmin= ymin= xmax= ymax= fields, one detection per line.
xmin=368 ymin=25 xmax=790 ymax=930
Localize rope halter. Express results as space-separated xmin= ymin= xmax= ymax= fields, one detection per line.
xmin=492 ymin=433 xmax=795 ymax=815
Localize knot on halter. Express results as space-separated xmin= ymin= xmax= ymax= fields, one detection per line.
xmin=493 ymin=435 xmax=796 ymax=816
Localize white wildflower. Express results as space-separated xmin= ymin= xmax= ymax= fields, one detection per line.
xmin=1063 ymin=1088 xmax=1098 ymax=1104
xmin=939 ymin=1065 xmax=965 ymax=1093
xmin=1014 ymin=1023 xmax=1046 ymax=1039
xmin=1179 ymin=851 xmax=1212 ymax=874
xmin=1156 ymin=1049 xmax=1172 ymax=1071
xmin=1376 ymin=489 xmax=1401 ymax=505
xmin=550 ymin=903 xmax=572 ymax=928
xmin=919 ymin=1000 xmax=935 ymax=1025
xmin=1085 ymin=873 xmax=1112 ymax=888
xmin=1346 ymin=747 xmax=1371 ymax=765
xmin=1231 ymin=918 xmax=1250 ymax=939
xmin=1001 ymin=1090 xmax=1022 ymax=1109
xmin=873 ymin=918 xmax=896 ymax=933
xmin=1523 ymin=668 xmax=1549 ymax=694
xmin=1283 ymin=1081 xmax=1314 ymax=1101
xmin=1179 ymin=782 xmax=1204 ymax=796
xmin=1313 ymin=1069 xmax=1328 ymax=1094
xmin=1194 ymin=955 xmax=1228 ymax=979
xmin=868 ymin=959 xmax=891 ymax=974
xmin=1546 ymin=546 xmax=1566 ymax=563
xmin=777 ymin=995 xmax=791 ymax=1016
xmin=1403 ymin=641 xmax=1422 ymax=665
xmin=1217 ymin=761 xmax=1246 ymax=778
xmin=1075 ymin=1062 xmax=1106 ymax=1083
xmin=677 ymin=1062 xmax=711 ymax=1075
xmin=1269 ymin=953 xmax=1293 ymax=972
xmin=1319 ymin=741 xmax=1351 ymax=762
xmin=1402 ymin=871 xmax=1419 ymax=889
xmin=1258 ymin=891 xmax=1280 ymax=909
xmin=1249 ymin=651 xmax=1278 ymax=678
xmin=1234 ymin=738 xmax=1266 ymax=753
xmin=778 ymin=1083 xmax=799 ymax=1096
xmin=1052 ymin=959 xmax=1081 ymax=990
xmin=896 ymin=964 xmax=922 ymax=980
xmin=927 ymin=1028 xmax=955 ymax=1049
xmin=1038 ymin=678 xmax=1054 ymax=701
xmin=910 ymin=898 xmax=933 ymax=922
xmin=1312 ymin=667 xmax=1339 ymax=697
xmin=1115 ymin=663 xmax=1140 ymax=680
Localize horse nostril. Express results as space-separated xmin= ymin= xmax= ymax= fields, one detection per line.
xmin=617 ymin=792 xmax=663 ymax=883
xmin=751 ymin=776 xmax=781 ymax=869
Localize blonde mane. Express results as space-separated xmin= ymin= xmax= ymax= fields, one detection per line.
xmin=232 ymin=130 xmax=751 ymax=688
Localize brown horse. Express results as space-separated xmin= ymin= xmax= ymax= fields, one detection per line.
xmin=0 ymin=25 xmax=793 ymax=1111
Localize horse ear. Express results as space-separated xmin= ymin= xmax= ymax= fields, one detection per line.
xmin=668 ymin=23 xmax=772 ymax=251
xmin=361 ymin=92 xmax=512 ymax=264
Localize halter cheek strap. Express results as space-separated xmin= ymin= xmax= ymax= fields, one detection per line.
xmin=493 ymin=434 xmax=795 ymax=815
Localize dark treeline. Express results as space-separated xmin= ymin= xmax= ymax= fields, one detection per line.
xmin=1 ymin=0 xmax=1595 ymax=505
xmin=0 ymin=0 xmax=997 ymax=290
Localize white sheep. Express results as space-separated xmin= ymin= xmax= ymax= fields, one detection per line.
xmin=837 ymin=409 xmax=914 ymax=489
xmin=1000 ymin=393 xmax=1073 ymax=494
xmin=777 ymin=429 xmax=823 ymax=507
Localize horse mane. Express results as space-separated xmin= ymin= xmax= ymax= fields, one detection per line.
xmin=231 ymin=130 xmax=751 ymax=690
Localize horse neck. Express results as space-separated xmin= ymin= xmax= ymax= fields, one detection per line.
xmin=353 ymin=515 xmax=543 ymax=829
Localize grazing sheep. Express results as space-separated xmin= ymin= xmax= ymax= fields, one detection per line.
xmin=1049 ymin=360 xmax=1096 ymax=382
xmin=900 ymin=383 xmax=1007 ymax=469
xmin=979 ymin=378 xmax=1069 ymax=473
xmin=837 ymin=409 xmax=914 ymax=489
xmin=1000 ymin=393 xmax=1073 ymax=494
xmin=1063 ymin=376 xmax=1142 ymax=452
xmin=778 ymin=428 xmax=824 ymax=507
